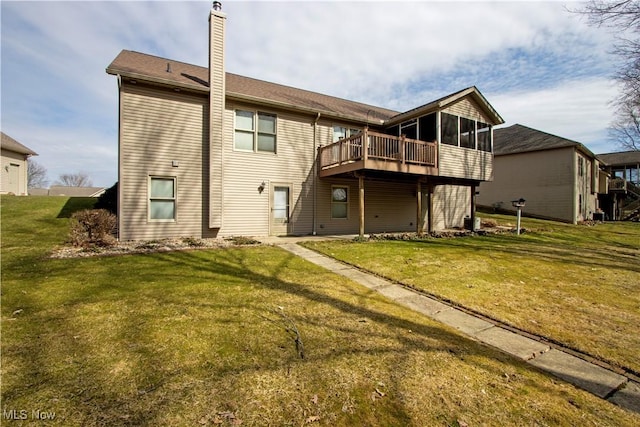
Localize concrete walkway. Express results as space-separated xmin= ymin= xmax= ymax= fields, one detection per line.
xmin=275 ymin=241 xmax=640 ymax=414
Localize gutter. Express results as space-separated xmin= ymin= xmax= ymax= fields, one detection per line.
xmin=313 ymin=112 xmax=321 ymax=235
xmin=106 ymin=68 xmax=209 ymax=94
xmin=227 ymin=92 xmax=385 ymax=126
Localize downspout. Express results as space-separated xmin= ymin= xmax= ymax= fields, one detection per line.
xmin=572 ymin=150 xmax=578 ymax=224
xmin=116 ymin=74 xmax=122 ymax=240
xmin=312 ymin=112 xmax=321 ymax=235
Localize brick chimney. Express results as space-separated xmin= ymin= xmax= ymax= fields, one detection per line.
xmin=209 ymin=1 xmax=226 ymax=229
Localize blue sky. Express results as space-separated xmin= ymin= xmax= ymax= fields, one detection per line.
xmin=1 ymin=0 xmax=622 ymax=187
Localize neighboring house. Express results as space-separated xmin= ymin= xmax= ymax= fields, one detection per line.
xmin=48 ymin=186 xmax=106 ymax=197
xmin=28 ymin=188 xmax=49 ymax=196
xmin=1 ymin=132 xmax=37 ymax=196
xmin=106 ymin=3 xmax=504 ymax=241
xmin=597 ymin=151 xmax=640 ymax=221
xmin=477 ymin=124 xmax=606 ymax=224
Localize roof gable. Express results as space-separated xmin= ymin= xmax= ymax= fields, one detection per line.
xmin=493 ymin=124 xmax=595 ymax=158
xmin=386 ymin=86 xmax=504 ymax=126
xmin=1 ymin=132 xmax=37 ymax=156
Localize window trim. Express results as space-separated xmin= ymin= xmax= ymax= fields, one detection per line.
xmin=148 ymin=176 xmax=177 ymax=222
xmin=330 ymin=185 xmax=349 ymax=220
xmin=234 ymin=109 xmax=277 ymax=153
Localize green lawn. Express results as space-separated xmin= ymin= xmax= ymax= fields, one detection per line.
xmin=2 ymin=196 xmax=639 ymax=426
xmin=304 ymin=215 xmax=640 ymax=375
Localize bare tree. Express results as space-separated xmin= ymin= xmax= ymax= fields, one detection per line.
xmin=55 ymin=172 xmax=93 ymax=187
xmin=610 ymin=100 xmax=640 ymax=150
xmin=27 ymin=159 xmax=48 ymax=189
xmin=574 ymin=1 xmax=640 ymax=151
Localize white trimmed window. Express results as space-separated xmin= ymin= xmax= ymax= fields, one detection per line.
xmin=235 ymin=110 xmax=277 ymax=153
xmin=331 ymin=186 xmax=348 ymax=219
xmin=149 ymin=176 xmax=176 ymax=221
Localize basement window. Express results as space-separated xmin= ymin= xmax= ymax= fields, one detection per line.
xmin=331 ymin=186 xmax=348 ymax=219
xmin=149 ymin=176 xmax=176 ymax=221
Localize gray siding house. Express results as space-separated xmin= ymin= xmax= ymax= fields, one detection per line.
xmin=106 ymin=3 xmax=504 ymax=241
xmin=477 ymin=124 xmax=604 ymax=224
xmin=1 ymin=132 xmax=37 ymax=196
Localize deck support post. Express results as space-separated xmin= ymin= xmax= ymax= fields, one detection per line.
xmin=427 ymin=183 xmax=434 ymax=234
xmin=417 ymin=181 xmax=423 ymax=236
xmin=358 ymin=174 xmax=365 ymax=238
xmin=470 ymin=183 xmax=477 ymax=232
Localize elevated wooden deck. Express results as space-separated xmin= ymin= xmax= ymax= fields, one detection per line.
xmin=318 ymin=130 xmax=438 ymax=178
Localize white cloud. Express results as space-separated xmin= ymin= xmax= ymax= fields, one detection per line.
xmin=0 ymin=1 xmax=623 ymax=187
xmin=491 ymin=77 xmax=619 ymax=154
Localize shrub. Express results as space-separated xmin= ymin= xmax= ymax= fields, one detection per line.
xmin=227 ymin=236 xmax=261 ymax=245
xmin=69 ymin=209 xmax=117 ymax=248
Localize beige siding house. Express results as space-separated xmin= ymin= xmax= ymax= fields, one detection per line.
xmin=477 ymin=124 xmax=604 ymax=224
xmin=106 ymin=4 xmax=504 ymax=241
xmin=1 ymin=132 xmax=37 ymax=196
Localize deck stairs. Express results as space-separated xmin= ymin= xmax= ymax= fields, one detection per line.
xmin=620 ymin=181 xmax=640 ymax=221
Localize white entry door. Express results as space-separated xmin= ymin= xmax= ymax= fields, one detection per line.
xmin=271 ymin=185 xmax=291 ymax=235
xmin=6 ymin=163 xmax=20 ymax=194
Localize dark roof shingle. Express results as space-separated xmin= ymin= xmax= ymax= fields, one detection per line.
xmin=596 ymin=151 xmax=640 ymax=166
xmin=106 ymin=50 xmax=398 ymax=123
xmin=493 ymin=124 xmax=594 ymax=157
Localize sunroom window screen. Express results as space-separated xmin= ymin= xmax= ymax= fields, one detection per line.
xmin=441 ymin=113 xmax=458 ymax=146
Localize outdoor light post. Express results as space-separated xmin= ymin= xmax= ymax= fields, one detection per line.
xmin=511 ymin=198 xmax=526 ymax=235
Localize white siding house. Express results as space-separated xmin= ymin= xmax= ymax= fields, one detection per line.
xmin=1 ymin=132 xmax=37 ymax=196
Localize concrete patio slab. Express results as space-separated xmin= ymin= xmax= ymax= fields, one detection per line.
xmin=529 ymin=349 xmax=627 ymax=398
xmin=432 ymin=308 xmax=494 ymax=335
xmin=475 ymin=327 xmax=550 ymax=360
xmin=608 ymin=380 xmax=640 ymax=413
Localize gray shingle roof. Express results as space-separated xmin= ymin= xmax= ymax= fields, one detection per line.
xmin=1 ymin=132 xmax=37 ymax=155
xmin=493 ymin=124 xmax=595 ymax=158
xmin=106 ymin=50 xmax=504 ymax=126
xmin=106 ymin=50 xmax=399 ymax=124
xmin=47 ymin=186 xmax=106 ymax=197
xmin=596 ymin=151 xmax=640 ymax=166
